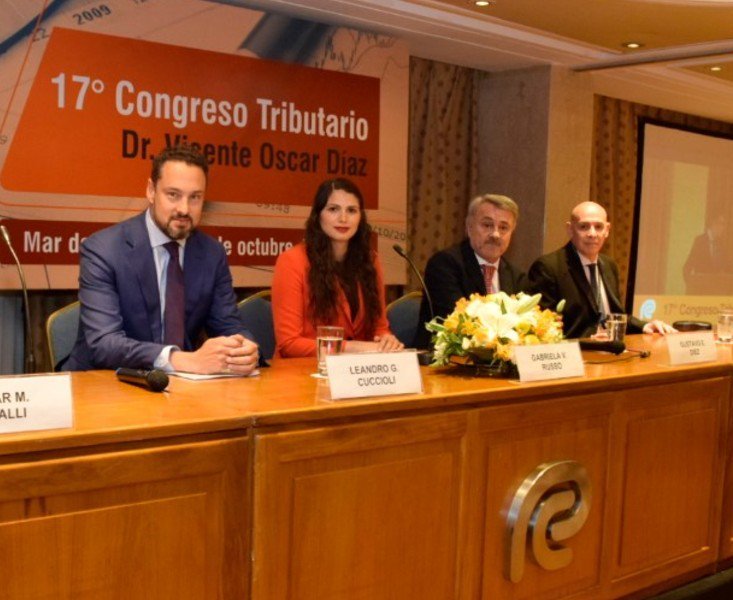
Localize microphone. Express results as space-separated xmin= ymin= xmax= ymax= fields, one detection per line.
xmin=392 ymin=244 xmax=435 ymax=321
xmin=1 ymin=223 xmax=36 ymax=373
xmin=626 ymin=347 xmax=652 ymax=359
xmin=578 ymin=339 xmax=651 ymax=358
xmin=392 ymin=244 xmax=434 ymax=365
xmin=579 ymin=339 xmax=626 ymax=354
xmin=115 ymin=368 xmax=169 ymax=392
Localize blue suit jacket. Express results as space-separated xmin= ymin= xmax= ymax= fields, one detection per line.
xmin=65 ymin=212 xmax=248 ymax=370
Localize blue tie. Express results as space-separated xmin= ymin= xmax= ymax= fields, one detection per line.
xmin=164 ymin=241 xmax=185 ymax=347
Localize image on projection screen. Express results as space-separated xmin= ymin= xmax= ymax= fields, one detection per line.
xmin=633 ymin=122 xmax=733 ymax=325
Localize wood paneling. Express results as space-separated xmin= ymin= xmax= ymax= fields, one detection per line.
xmin=606 ymin=378 xmax=729 ymax=597
xmin=252 ymin=412 xmax=469 ymax=600
xmin=720 ymin=377 xmax=733 ymax=560
xmin=476 ymin=395 xmax=612 ymax=600
xmin=0 ymin=437 xmax=249 ymax=600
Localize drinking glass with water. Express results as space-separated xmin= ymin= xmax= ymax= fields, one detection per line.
xmin=316 ymin=326 xmax=344 ymax=377
xmin=717 ymin=311 xmax=733 ymax=343
xmin=605 ymin=313 xmax=627 ymax=343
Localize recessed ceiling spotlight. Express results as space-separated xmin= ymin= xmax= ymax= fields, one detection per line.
xmin=710 ymin=66 xmax=723 ymax=72
xmin=474 ymin=0 xmax=493 ymax=6
xmin=623 ymin=42 xmax=644 ymax=49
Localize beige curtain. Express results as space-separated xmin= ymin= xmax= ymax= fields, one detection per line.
xmin=407 ymin=57 xmax=480 ymax=291
xmin=592 ymin=96 xmax=733 ymax=296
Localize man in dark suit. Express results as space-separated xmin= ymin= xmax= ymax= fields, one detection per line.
xmin=66 ymin=145 xmax=259 ymax=374
xmin=415 ymin=194 xmax=529 ymax=348
xmin=683 ymin=215 xmax=732 ymax=294
xmin=529 ymin=201 xmax=674 ymax=339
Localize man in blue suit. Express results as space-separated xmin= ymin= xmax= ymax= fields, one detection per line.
xmin=66 ymin=145 xmax=259 ymax=374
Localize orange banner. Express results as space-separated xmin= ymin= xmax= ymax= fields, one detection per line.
xmin=1 ymin=27 xmax=380 ymax=207
xmin=0 ymin=219 xmax=304 ymax=267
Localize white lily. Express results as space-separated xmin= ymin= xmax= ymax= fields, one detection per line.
xmin=514 ymin=292 xmax=542 ymax=313
xmin=468 ymin=299 xmax=521 ymax=343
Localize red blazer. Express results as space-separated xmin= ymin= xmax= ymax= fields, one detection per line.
xmin=272 ymin=243 xmax=392 ymax=357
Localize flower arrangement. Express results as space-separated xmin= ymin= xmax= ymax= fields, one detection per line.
xmin=426 ymin=292 xmax=565 ymax=372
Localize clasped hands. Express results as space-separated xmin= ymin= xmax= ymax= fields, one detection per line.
xmin=344 ymin=333 xmax=404 ymax=354
xmin=170 ymin=334 xmax=259 ymax=375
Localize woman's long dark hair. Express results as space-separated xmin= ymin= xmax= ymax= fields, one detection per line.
xmin=305 ymin=178 xmax=381 ymax=335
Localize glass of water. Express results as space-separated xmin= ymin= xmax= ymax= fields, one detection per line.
xmin=717 ymin=311 xmax=733 ymax=343
xmin=315 ymin=326 xmax=344 ymax=377
xmin=605 ymin=313 xmax=628 ymax=343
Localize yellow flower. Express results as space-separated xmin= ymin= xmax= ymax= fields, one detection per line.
xmin=495 ymin=343 xmax=513 ymax=362
xmin=455 ymin=297 xmax=469 ymax=313
xmin=472 ymin=327 xmax=494 ymax=348
xmin=426 ymin=292 xmax=565 ymax=367
xmin=444 ymin=313 xmax=459 ymax=332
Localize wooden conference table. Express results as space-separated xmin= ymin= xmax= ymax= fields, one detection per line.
xmin=1 ymin=335 xmax=732 ymax=599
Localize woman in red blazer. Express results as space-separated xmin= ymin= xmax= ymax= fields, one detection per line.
xmin=272 ymin=178 xmax=403 ymax=357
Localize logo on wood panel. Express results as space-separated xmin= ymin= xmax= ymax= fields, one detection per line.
xmin=504 ymin=460 xmax=591 ymax=583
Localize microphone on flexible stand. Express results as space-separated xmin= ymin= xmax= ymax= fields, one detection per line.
xmin=392 ymin=244 xmax=434 ymax=365
xmin=1 ymin=223 xmax=36 ymax=373
xmin=115 ymin=368 xmax=169 ymax=392
xmin=579 ymin=339 xmax=651 ymax=358
xmin=393 ymin=244 xmax=434 ymax=319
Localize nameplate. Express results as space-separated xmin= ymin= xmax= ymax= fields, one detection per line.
xmin=514 ymin=342 xmax=585 ymax=382
xmin=326 ymin=351 xmax=423 ymax=400
xmin=0 ymin=374 xmax=73 ymax=434
xmin=666 ymin=331 xmax=717 ymax=365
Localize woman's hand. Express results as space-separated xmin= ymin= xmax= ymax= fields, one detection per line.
xmin=373 ymin=333 xmax=404 ymax=352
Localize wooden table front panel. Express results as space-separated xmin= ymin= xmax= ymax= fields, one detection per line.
xmin=606 ymin=377 xmax=729 ymax=597
xmin=719 ymin=376 xmax=733 ymax=560
xmin=252 ymin=411 xmax=470 ymax=600
xmin=474 ymin=394 xmax=613 ymax=600
xmin=0 ymin=435 xmax=249 ymax=600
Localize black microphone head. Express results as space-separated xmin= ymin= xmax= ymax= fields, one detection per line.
xmin=392 ymin=244 xmax=406 ymax=257
xmin=607 ymin=340 xmax=626 ymax=354
xmin=579 ymin=339 xmax=626 ymax=354
xmin=146 ymin=369 xmax=169 ymax=392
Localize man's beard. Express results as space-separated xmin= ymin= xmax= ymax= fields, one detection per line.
xmin=166 ymin=215 xmax=193 ymax=240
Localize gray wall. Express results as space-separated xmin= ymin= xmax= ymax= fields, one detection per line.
xmin=476 ymin=65 xmax=594 ymax=273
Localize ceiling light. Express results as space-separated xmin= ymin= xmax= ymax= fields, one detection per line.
xmin=710 ymin=66 xmax=723 ymax=71
xmin=623 ymin=42 xmax=644 ymax=49
xmin=474 ymin=1 xmax=492 ymax=6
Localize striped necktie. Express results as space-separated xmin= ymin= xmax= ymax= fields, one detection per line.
xmin=481 ymin=264 xmax=496 ymax=294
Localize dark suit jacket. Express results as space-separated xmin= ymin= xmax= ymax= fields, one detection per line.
xmin=414 ymin=239 xmax=529 ymax=348
xmin=528 ymin=242 xmax=645 ymax=339
xmin=66 ymin=212 xmax=248 ymax=370
xmin=683 ymin=232 xmax=733 ymax=293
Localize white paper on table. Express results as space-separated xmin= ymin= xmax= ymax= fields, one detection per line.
xmin=170 ymin=370 xmax=260 ymax=380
